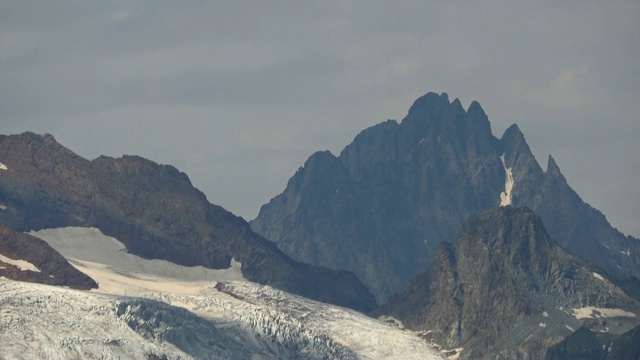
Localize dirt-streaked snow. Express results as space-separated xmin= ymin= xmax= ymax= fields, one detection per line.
xmin=22 ymin=227 xmax=443 ymax=359
xmin=0 ymin=253 xmax=41 ymax=272
xmin=499 ymin=154 xmax=514 ymax=206
xmin=572 ymin=307 xmax=637 ymax=320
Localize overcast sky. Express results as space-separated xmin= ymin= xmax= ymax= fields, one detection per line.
xmin=2 ymin=1 xmax=639 ymax=237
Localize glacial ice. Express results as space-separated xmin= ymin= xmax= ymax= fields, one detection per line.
xmin=17 ymin=226 xmax=444 ymax=359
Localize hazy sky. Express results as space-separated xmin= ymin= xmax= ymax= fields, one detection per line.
xmin=2 ymin=1 xmax=639 ymax=237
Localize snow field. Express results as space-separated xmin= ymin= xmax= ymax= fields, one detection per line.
xmin=24 ymin=227 xmax=444 ymax=359
xmin=29 ymin=227 xmax=245 ymax=282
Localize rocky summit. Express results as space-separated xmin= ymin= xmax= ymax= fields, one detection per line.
xmin=0 ymin=132 xmax=376 ymax=312
xmin=251 ymin=92 xmax=640 ymax=303
xmin=375 ymin=206 xmax=640 ymax=359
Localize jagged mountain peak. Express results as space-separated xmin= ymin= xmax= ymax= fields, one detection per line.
xmin=546 ymin=154 xmax=566 ymax=181
xmin=457 ymin=206 xmax=562 ymax=280
xmin=252 ymin=90 xmax=640 ymax=304
xmin=503 ymin=123 xmax=523 ymax=136
xmin=500 ymin=124 xmax=535 ymax=163
xmin=461 ymin=206 xmax=554 ymax=253
xmin=406 ymin=91 xmax=451 ymax=118
xmin=451 ymin=97 xmax=463 ymax=110
xmin=466 ymin=99 xmax=485 ymax=116
xmin=305 ymin=149 xmax=339 ymax=167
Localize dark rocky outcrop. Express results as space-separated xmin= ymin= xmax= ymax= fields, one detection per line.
xmin=375 ymin=206 xmax=639 ymax=359
xmin=251 ymin=92 xmax=640 ymax=303
xmin=546 ymin=324 xmax=640 ymax=360
xmin=0 ymin=222 xmax=97 ymax=289
xmin=0 ymin=132 xmax=375 ymax=312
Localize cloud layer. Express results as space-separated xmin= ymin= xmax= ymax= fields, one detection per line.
xmin=2 ymin=1 xmax=638 ymax=236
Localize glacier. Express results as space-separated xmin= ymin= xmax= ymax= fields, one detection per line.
xmin=2 ymin=226 xmax=444 ymax=359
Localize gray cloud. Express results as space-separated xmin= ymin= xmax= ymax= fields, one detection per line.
xmin=1 ymin=1 xmax=638 ymax=236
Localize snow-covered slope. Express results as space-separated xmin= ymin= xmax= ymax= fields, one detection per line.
xmin=29 ymin=227 xmax=245 ymax=283
xmin=7 ymin=227 xmax=442 ymax=359
xmin=0 ymin=279 xmax=245 ymax=360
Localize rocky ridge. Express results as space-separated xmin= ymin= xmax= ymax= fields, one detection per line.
xmin=375 ymin=206 xmax=639 ymax=359
xmin=0 ymin=132 xmax=376 ymax=312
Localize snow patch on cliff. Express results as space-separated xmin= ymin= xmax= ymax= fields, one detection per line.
xmin=499 ymin=154 xmax=514 ymax=206
xmin=593 ymin=272 xmax=605 ymax=281
xmin=0 ymin=253 xmax=41 ymax=272
xmin=572 ymin=307 xmax=637 ymax=320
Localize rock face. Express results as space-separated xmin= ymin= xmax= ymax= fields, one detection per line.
xmin=0 ymin=132 xmax=376 ymax=312
xmin=0 ymin=223 xmax=97 ymax=289
xmin=546 ymin=324 xmax=640 ymax=360
xmin=375 ymin=206 xmax=640 ymax=359
xmin=251 ymin=92 xmax=640 ymax=303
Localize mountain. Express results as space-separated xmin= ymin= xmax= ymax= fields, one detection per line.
xmin=251 ymin=92 xmax=640 ymax=303
xmin=375 ymin=206 xmax=640 ymax=359
xmin=0 ymin=132 xmax=375 ymax=312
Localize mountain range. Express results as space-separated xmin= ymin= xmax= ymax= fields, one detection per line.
xmin=1 ymin=91 xmax=639 ymax=359
xmin=251 ymin=92 xmax=640 ymax=304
